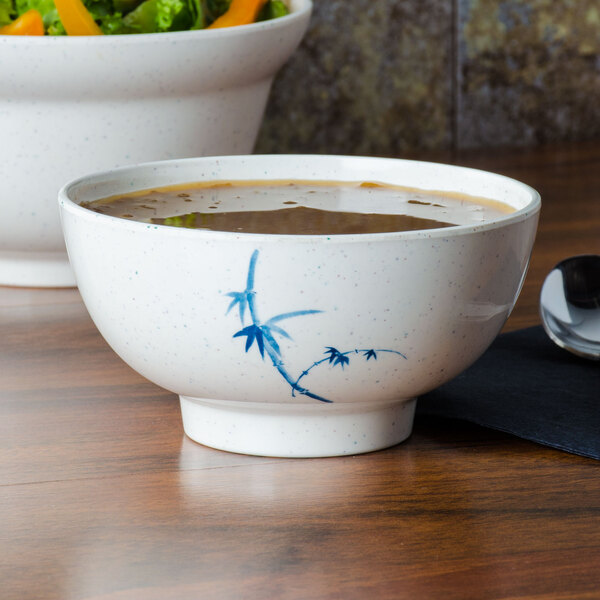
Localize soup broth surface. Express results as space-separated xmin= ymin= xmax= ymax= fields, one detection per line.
xmin=82 ymin=180 xmax=515 ymax=235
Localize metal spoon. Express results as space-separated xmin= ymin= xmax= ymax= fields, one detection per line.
xmin=540 ymin=254 xmax=600 ymax=360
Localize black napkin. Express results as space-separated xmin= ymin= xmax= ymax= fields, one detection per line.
xmin=416 ymin=326 xmax=600 ymax=460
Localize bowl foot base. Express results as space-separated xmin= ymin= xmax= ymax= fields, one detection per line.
xmin=179 ymin=396 xmax=416 ymax=457
xmin=0 ymin=250 xmax=75 ymax=287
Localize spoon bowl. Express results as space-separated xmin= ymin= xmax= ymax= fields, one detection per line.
xmin=540 ymin=254 xmax=600 ymax=360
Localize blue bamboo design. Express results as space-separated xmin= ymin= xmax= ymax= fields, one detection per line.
xmin=226 ymin=250 xmax=407 ymax=404
xmin=226 ymin=250 xmax=331 ymax=403
xmin=292 ymin=347 xmax=407 ymax=397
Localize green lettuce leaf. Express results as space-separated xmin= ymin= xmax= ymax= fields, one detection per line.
xmin=155 ymin=0 xmax=189 ymax=31
xmin=2 ymin=0 xmax=285 ymax=35
xmin=113 ymin=0 xmax=141 ymax=12
xmin=119 ymin=0 xmax=202 ymax=33
xmin=0 ymin=0 xmax=16 ymax=26
xmin=257 ymin=0 xmax=289 ymax=22
xmin=120 ymin=0 xmax=155 ymax=32
xmin=204 ymin=0 xmax=228 ymax=24
xmin=82 ymin=0 xmax=120 ymax=32
xmin=188 ymin=0 xmax=202 ymax=29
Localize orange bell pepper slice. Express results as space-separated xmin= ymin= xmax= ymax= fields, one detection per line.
xmin=207 ymin=0 xmax=268 ymax=29
xmin=54 ymin=0 xmax=103 ymax=35
xmin=0 ymin=9 xmax=45 ymax=35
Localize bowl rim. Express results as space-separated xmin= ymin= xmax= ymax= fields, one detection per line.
xmin=0 ymin=0 xmax=312 ymax=45
xmin=59 ymin=154 xmax=541 ymax=243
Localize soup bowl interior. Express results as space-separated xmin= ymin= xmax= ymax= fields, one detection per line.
xmin=59 ymin=154 xmax=540 ymax=457
xmin=0 ymin=0 xmax=311 ymax=288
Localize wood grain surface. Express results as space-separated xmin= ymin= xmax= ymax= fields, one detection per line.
xmin=1 ymin=142 xmax=599 ymax=600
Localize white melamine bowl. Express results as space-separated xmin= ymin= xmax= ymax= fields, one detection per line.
xmin=0 ymin=0 xmax=311 ymax=287
xmin=59 ymin=154 xmax=540 ymax=457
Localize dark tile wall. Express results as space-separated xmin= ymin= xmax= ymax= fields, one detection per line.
xmin=458 ymin=0 xmax=600 ymax=148
xmin=256 ymin=0 xmax=600 ymax=154
xmin=256 ymin=0 xmax=453 ymax=156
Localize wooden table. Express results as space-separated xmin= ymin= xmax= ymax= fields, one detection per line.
xmin=2 ymin=142 xmax=599 ymax=600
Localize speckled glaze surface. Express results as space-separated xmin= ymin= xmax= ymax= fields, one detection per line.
xmin=59 ymin=154 xmax=540 ymax=457
xmin=0 ymin=0 xmax=311 ymax=287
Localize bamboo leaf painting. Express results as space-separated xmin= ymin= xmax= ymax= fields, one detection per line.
xmin=364 ymin=349 xmax=377 ymax=361
xmin=233 ymin=324 xmax=265 ymax=357
xmin=225 ymin=291 xmax=248 ymax=324
xmin=225 ymin=250 xmax=407 ymax=403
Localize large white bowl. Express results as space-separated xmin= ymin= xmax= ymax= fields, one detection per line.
xmin=59 ymin=154 xmax=540 ymax=457
xmin=0 ymin=0 xmax=311 ymax=287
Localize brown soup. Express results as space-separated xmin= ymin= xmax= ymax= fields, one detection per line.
xmin=81 ymin=180 xmax=514 ymax=235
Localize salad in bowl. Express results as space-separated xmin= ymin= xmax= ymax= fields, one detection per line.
xmin=0 ymin=0 xmax=311 ymax=287
xmin=0 ymin=0 xmax=287 ymax=35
